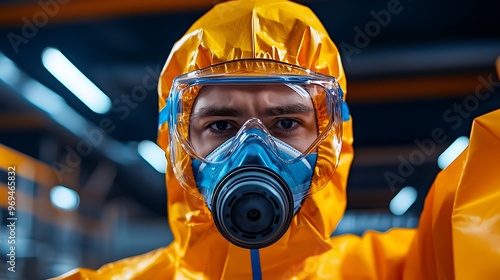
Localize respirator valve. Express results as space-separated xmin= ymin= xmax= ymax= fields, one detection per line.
xmin=211 ymin=165 xmax=294 ymax=249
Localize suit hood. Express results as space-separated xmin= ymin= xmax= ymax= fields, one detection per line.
xmin=157 ymin=0 xmax=354 ymax=277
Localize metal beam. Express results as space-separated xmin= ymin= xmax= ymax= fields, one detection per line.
xmin=0 ymin=0 xmax=215 ymax=26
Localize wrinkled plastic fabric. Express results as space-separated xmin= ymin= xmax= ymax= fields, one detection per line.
xmin=53 ymin=0 xmax=500 ymax=279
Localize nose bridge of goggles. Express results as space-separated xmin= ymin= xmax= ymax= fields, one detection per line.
xmin=210 ymin=118 xmax=311 ymax=166
xmin=229 ymin=118 xmax=281 ymax=157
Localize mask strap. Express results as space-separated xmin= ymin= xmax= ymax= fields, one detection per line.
xmin=250 ymin=249 xmax=262 ymax=280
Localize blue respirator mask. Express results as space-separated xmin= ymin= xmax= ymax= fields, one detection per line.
xmin=160 ymin=59 xmax=347 ymax=249
xmin=192 ymin=121 xmax=317 ymax=248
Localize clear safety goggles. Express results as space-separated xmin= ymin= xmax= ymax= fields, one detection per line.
xmin=160 ymin=59 xmax=346 ymax=196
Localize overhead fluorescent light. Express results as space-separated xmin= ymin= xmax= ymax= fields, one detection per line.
xmin=50 ymin=185 xmax=80 ymax=211
xmin=138 ymin=140 xmax=166 ymax=173
xmin=22 ymin=80 xmax=66 ymax=115
xmin=389 ymin=186 xmax=417 ymax=216
xmin=23 ymin=79 xmax=87 ymax=135
xmin=41 ymin=47 xmax=112 ymax=114
xmin=437 ymin=136 xmax=469 ymax=169
xmin=0 ymin=52 xmax=21 ymax=86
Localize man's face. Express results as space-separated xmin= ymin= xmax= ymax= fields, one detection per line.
xmin=189 ymin=84 xmax=319 ymax=158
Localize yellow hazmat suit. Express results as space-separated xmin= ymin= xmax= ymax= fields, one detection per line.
xmin=55 ymin=0 xmax=500 ymax=279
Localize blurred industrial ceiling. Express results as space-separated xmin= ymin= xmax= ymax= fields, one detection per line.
xmin=1 ymin=0 xmax=500 ymax=220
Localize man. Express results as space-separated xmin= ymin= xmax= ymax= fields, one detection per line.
xmin=55 ymin=0 xmax=500 ymax=279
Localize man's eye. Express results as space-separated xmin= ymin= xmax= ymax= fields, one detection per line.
xmin=276 ymin=119 xmax=297 ymax=129
xmin=210 ymin=121 xmax=233 ymax=131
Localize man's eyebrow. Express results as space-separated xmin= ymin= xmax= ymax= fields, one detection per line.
xmin=263 ymin=103 xmax=314 ymax=116
xmin=191 ymin=105 xmax=241 ymax=118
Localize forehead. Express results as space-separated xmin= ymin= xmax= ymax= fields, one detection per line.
xmin=192 ymin=84 xmax=311 ymax=110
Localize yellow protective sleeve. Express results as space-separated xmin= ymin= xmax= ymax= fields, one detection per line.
xmin=402 ymin=108 xmax=500 ymax=279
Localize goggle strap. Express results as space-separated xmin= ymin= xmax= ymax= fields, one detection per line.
xmin=158 ymin=102 xmax=170 ymax=126
xmin=339 ymin=87 xmax=350 ymax=122
xmin=342 ymin=100 xmax=350 ymax=122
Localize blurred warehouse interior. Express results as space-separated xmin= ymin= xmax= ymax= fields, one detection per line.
xmin=0 ymin=0 xmax=500 ymax=279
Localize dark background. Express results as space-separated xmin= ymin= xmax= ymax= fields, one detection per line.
xmin=0 ymin=0 xmax=499 ymax=279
